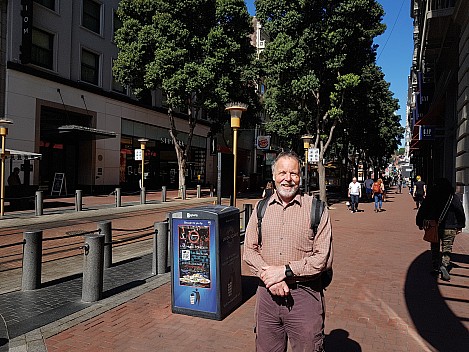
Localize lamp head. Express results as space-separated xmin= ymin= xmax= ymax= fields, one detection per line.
xmin=0 ymin=118 xmax=13 ymax=137
xmin=301 ymin=134 xmax=313 ymax=149
xmin=138 ymin=138 xmax=149 ymax=150
xmin=226 ymin=103 xmax=248 ymax=129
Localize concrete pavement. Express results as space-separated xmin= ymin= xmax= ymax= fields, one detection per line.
xmin=2 ymin=188 xmax=469 ymax=351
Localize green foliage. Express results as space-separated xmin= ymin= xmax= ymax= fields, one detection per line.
xmin=256 ymin=0 xmax=386 ymax=149
xmin=114 ymin=0 xmax=257 ymax=123
xmin=344 ymin=64 xmax=404 ymax=166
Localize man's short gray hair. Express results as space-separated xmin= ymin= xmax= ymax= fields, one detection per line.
xmin=271 ymin=151 xmax=302 ymax=177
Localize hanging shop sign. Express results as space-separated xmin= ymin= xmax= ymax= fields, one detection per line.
xmin=20 ymin=0 xmax=33 ymax=64
xmin=256 ymin=136 xmax=271 ymax=150
xmin=419 ymin=125 xmax=435 ymax=141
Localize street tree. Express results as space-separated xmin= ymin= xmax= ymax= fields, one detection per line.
xmin=113 ymin=0 xmax=256 ymax=193
xmin=345 ymin=64 xmax=403 ymax=178
xmin=256 ymin=0 xmax=385 ymax=201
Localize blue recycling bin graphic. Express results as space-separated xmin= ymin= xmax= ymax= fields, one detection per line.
xmin=170 ymin=205 xmax=241 ymax=320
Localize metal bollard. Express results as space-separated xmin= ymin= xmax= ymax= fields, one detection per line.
xmin=243 ymin=203 xmax=253 ymax=230
xmin=99 ymin=221 xmax=112 ymax=268
xmin=140 ymin=187 xmax=146 ymax=204
xmin=210 ymin=187 xmax=214 ymax=197
xmin=22 ymin=231 xmax=43 ymax=291
xmin=182 ymin=185 xmax=186 ymax=200
xmin=75 ymin=190 xmax=82 ymax=211
xmin=161 ymin=186 xmax=167 ymax=202
xmin=153 ymin=222 xmax=169 ymax=275
xmin=81 ymin=234 xmax=105 ymax=302
xmin=115 ymin=187 xmax=121 ymax=207
xmin=197 ymin=185 xmax=201 ymax=198
xmin=35 ymin=191 xmax=43 ymax=216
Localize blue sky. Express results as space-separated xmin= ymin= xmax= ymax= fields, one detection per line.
xmin=245 ymin=0 xmax=413 ymax=137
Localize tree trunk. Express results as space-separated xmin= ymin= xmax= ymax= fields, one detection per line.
xmin=318 ymin=159 xmax=327 ymax=203
xmin=167 ymin=106 xmax=187 ymax=197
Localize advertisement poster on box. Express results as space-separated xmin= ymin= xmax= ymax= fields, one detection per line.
xmin=172 ymin=219 xmax=217 ymax=313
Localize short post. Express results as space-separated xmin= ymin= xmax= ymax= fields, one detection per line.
xmin=197 ymin=185 xmax=201 ymax=198
xmin=182 ymin=185 xmax=186 ymax=200
xmin=161 ymin=186 xmax=167 ymax=202
xmin=210 ymin=187 xmax=214 ymax=197
xmin=115 ymin=187 xmax=121 ymax=207
xmin=153 ymin=221 xmax=168 ymax=275
xmin=22 ymin=230 xmax=43 ymax=291
xmin=75 ymin=190 xmax=82 ymax=211
xmin=35 ymin=191 xmax=43 ymax=216
xmin=243 ymin=203 xmax=253 ymax=230
xmin=140 ymin=187 xmax=146 ymax=204
xmin=81 ymin=234 xmax=105 ymax=303
xmin=99 ymin=221 xmax=112 ymax=268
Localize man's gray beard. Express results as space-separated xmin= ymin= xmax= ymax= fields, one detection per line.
xmin=277 ymin=184 xmax=299 ymax=199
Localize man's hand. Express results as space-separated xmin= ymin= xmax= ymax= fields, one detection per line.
xmin=260 ymin=265 xmax=286 ymax=288
xmin=268 ymin=281 xmax=290 ymax=297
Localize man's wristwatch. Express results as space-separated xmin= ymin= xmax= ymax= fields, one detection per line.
xmin=285 ymin=264 xmax=294 ymax=278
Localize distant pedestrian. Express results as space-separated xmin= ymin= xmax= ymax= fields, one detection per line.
xmin=413 ymin=175 xmax=426 ymax=209
xmin=348 ymin=177 xmax=361 ymax=213
xmin=262 ymin=180 xmax=274 ymax=198
xmin=7 ymin=167 xmax=21 ymax=186
xmin=397 ymin=174 xmax=402 ymax=194
xmin=416 ymin=178 xmax=465 ymax=281
xmin=372 ymin=178 xmax=384 ymax=212
xmin=364 ymin=176 xmax=374 ymax=202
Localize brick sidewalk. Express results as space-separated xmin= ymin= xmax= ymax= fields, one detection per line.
xmin=42 ymin=189 xmax=469 ymax=351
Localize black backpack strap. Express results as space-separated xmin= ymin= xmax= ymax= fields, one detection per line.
xmin=311 ymin=196 xmax=325 ymax=238
xmin=256 ymin=197 xmax=270 ymax=246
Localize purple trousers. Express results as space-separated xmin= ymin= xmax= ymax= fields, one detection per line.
xmin=255 ymin=284 xmax=325 ymax=352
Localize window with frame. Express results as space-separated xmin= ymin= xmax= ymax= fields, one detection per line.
xmin=113 ymin=10 xmax=123 ymax=40
xmin=81 ymin=49 xmax=100 ymax=85
xmin=82 ymin=0 xmax=101 ymax=34
xmin=34 ymin=0 xmax=55 ymax=11
xmin=31 ymin=28 xmax=54 ymax=70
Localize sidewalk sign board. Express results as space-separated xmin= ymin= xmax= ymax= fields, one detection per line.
xmin=51 ymin=173 xmax=67 ymax=196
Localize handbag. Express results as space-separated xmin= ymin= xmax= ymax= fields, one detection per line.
xmin=423 ymin=195 xmax=453 ymax=243
xmin=423 ymin=220 xmax=439 ymax=243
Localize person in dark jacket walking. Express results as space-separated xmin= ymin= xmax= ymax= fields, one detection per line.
xmin=416 ymin=178 xmax=465 ymax=281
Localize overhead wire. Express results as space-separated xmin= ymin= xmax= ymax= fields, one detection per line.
xmin=377 ymin=0 xmax=406 ymax=62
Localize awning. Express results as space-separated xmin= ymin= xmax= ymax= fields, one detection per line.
xmin=57 ymin=125 xmax=117 ymax=140
xmin=5 ymin=149 xmax=42 ymax=160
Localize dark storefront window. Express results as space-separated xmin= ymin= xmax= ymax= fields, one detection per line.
xmin=31 ymin=28 xmax=53 ymax=70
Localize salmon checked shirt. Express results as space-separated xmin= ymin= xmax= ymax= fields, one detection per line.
xmin=243 ymin=191 xmax=333 ymax=279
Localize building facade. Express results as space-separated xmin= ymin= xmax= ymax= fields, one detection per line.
xmin=408 ymin=0 xmax=469 ymax=227
xmin=4 ymin=0 xmax=212 ymax=194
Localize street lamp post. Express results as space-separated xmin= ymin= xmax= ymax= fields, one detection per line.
xmin=0 ymin=118 xmax=13 ymax=217
xmin=226 ymin=103 xmax=247 ymax=207
xmin=138 ymin=138 xmax=148 ymax=190
xmin=301 ymin=134 xmax=313 ymax=195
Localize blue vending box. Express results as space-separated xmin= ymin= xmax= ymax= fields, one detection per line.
xmin=170 ymin=205 xmax=241 ymax=320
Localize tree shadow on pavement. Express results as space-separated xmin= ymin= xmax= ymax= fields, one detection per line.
xmin=404 ymin=251 xmax=469 ymax=352
xmin=324 ymin=329 xmax=361 ymax=351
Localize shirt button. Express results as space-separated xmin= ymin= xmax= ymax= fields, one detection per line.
xmin=279 ymin=252 xmax=282 ymax=255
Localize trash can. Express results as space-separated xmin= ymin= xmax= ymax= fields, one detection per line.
xmin=170 ymin=205 xmax=242 ymax=320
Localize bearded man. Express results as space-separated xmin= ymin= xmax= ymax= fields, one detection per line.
xmin=243 ymin=151 xmax=333 ymax=352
